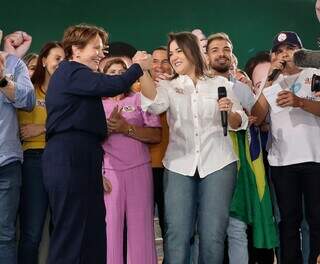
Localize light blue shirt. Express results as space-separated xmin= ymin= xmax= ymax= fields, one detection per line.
xmin=0 ymin=54 xmax=35 ymax=166
xmin=229 ymin=76 xmax=255 ymax=112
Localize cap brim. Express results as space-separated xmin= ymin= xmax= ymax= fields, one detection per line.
xmin=271 ymin=42 xmax=301 ymax=52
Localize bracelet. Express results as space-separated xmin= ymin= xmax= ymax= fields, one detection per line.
xmin=0 ymin=77 xmax=8 ymax=88
xmin=127 ymin=125 xmax=135 ymax=136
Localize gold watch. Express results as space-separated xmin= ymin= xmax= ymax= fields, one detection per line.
xmin=127 ymin=125 xmax=135 ymax=136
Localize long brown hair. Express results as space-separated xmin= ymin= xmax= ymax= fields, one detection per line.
xmin=31 ymin=42 xmax=63 ymax=91
xmin=167 ymin=32 xmax=207 ymax=79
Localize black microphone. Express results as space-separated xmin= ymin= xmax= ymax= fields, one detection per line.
xmin=218 ymin=86 xmax=228 ymax=136
xmin=267 ymin=61 xmax=286 ymax=82
xmin=293 ymin=49 xmax=320 ymax=68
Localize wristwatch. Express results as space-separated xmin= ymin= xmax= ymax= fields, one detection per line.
xmin=0 ymin=77 xmax=8 ymax=88
xmin=127 ymin=125 xmax=135 ymax=136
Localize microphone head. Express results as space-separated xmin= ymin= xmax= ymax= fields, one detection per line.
xmin=293 ymin=49 xmax=320 ymax=68
xmin=218 ymin=86 xmax=227 ymax=99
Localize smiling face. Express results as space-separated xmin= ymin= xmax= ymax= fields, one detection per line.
xmin=105 ymin=63 xmax=126 ymax=76
xmin=43 ymin=47 xmax=65 ymax=76
xmin=168 ymin=40 xmax=195 ymax=77
xmin=151 ymin=49 xmax=172 ymax=80
xmin=72 ymin=34 xmax=105 ymax=71
xmin=207 ymin=39 xmax=232 ymax=73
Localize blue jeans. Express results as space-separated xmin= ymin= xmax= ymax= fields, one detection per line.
xmin=227 ymin=217 xmax=248 ymax=264
xmin=163 ymin=163 xmax=237 ymax=264
xmin=0 ymin=161 xmax=22 ymax=264
xmin=18 ymin=150 xmax=48 ymax=264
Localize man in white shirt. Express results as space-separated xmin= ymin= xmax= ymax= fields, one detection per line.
xmin=206 ymin=32 xmax=256 ymax=264
xmin=252 ymin=31 xmax=320 ymax=264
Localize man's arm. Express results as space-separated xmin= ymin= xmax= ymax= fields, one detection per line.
xmin=2 ymin=55 xmax=35 ymax=110
xmin=251 ymin=54 xmax=285 ymax=125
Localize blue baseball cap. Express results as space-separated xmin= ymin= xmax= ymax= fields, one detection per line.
xmin=271 ymin=31 xmax=303 ymax=52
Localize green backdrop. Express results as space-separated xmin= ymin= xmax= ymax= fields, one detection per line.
xmin=1 ymin=0 xmax=318 ymax=67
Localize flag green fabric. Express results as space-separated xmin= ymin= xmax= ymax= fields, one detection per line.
xmin=229 ymin=128 xmax=278 ymax=249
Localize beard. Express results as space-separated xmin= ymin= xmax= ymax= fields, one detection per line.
xmin=210 ymin=57 xmax=231 ymax=73
xmin=210 ymin=63 xmax=230 ymax=73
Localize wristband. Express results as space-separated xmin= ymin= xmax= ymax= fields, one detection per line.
xmin=0 ymin=77 xmax=8 ymax=88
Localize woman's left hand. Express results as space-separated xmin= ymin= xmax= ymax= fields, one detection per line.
xmin=107 ymin=112 xmax=129 ymax=134
xmin=218 ymin=97 xmax=233 ymax=113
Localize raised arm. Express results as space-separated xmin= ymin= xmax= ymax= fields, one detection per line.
xmin=0 ymin=53 xmax=35 ymax=110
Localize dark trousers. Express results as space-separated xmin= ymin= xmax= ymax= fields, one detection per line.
xmin=153 ymin=167 xmax=164 ymax=237
xmin=18 ymin=149 xmax=48 ymax=264
xmin=271 ymin=162 xmax=320 ymax=264
xmin=43 ymin=132 xmax=106 ymax=264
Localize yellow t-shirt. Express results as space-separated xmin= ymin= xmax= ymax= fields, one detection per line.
xmin=18 ymin=88 xmax=46 ymax=151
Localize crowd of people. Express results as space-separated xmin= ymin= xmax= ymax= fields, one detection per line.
xmin=1 ymin=3 xmax=320 ymax=264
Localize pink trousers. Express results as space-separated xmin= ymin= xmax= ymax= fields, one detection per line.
xmin=103 ymin=164 xmax=157 ymax=264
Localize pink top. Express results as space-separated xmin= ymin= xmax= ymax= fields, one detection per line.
xmin=102 ymin=92 xmax=161 ymax=170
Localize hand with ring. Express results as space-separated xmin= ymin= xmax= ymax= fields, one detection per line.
xmin=218 ymin=97 xmax=233 ymax=113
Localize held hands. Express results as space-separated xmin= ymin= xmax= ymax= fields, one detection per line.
xmin=276 ymin=90 xmax=302 ymax=108
xmin=218 ymin=97 xmax=233 ymax=113
xmin=107 ymin=105 xmax=129 ymax=134
xmin=132 ymin=51 xmax=152 ymax=71
xmin=3 ymin=31 xmax=32 ymax=58
xmin=20 ymin=124 xmax=45 ymax=140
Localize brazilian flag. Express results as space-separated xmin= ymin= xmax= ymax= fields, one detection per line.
xmin=229 ymin=127 xmax=278 ymax=249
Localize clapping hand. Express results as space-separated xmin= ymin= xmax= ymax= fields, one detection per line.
xmin=107 ymin=105 xmax=129 ymax=134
